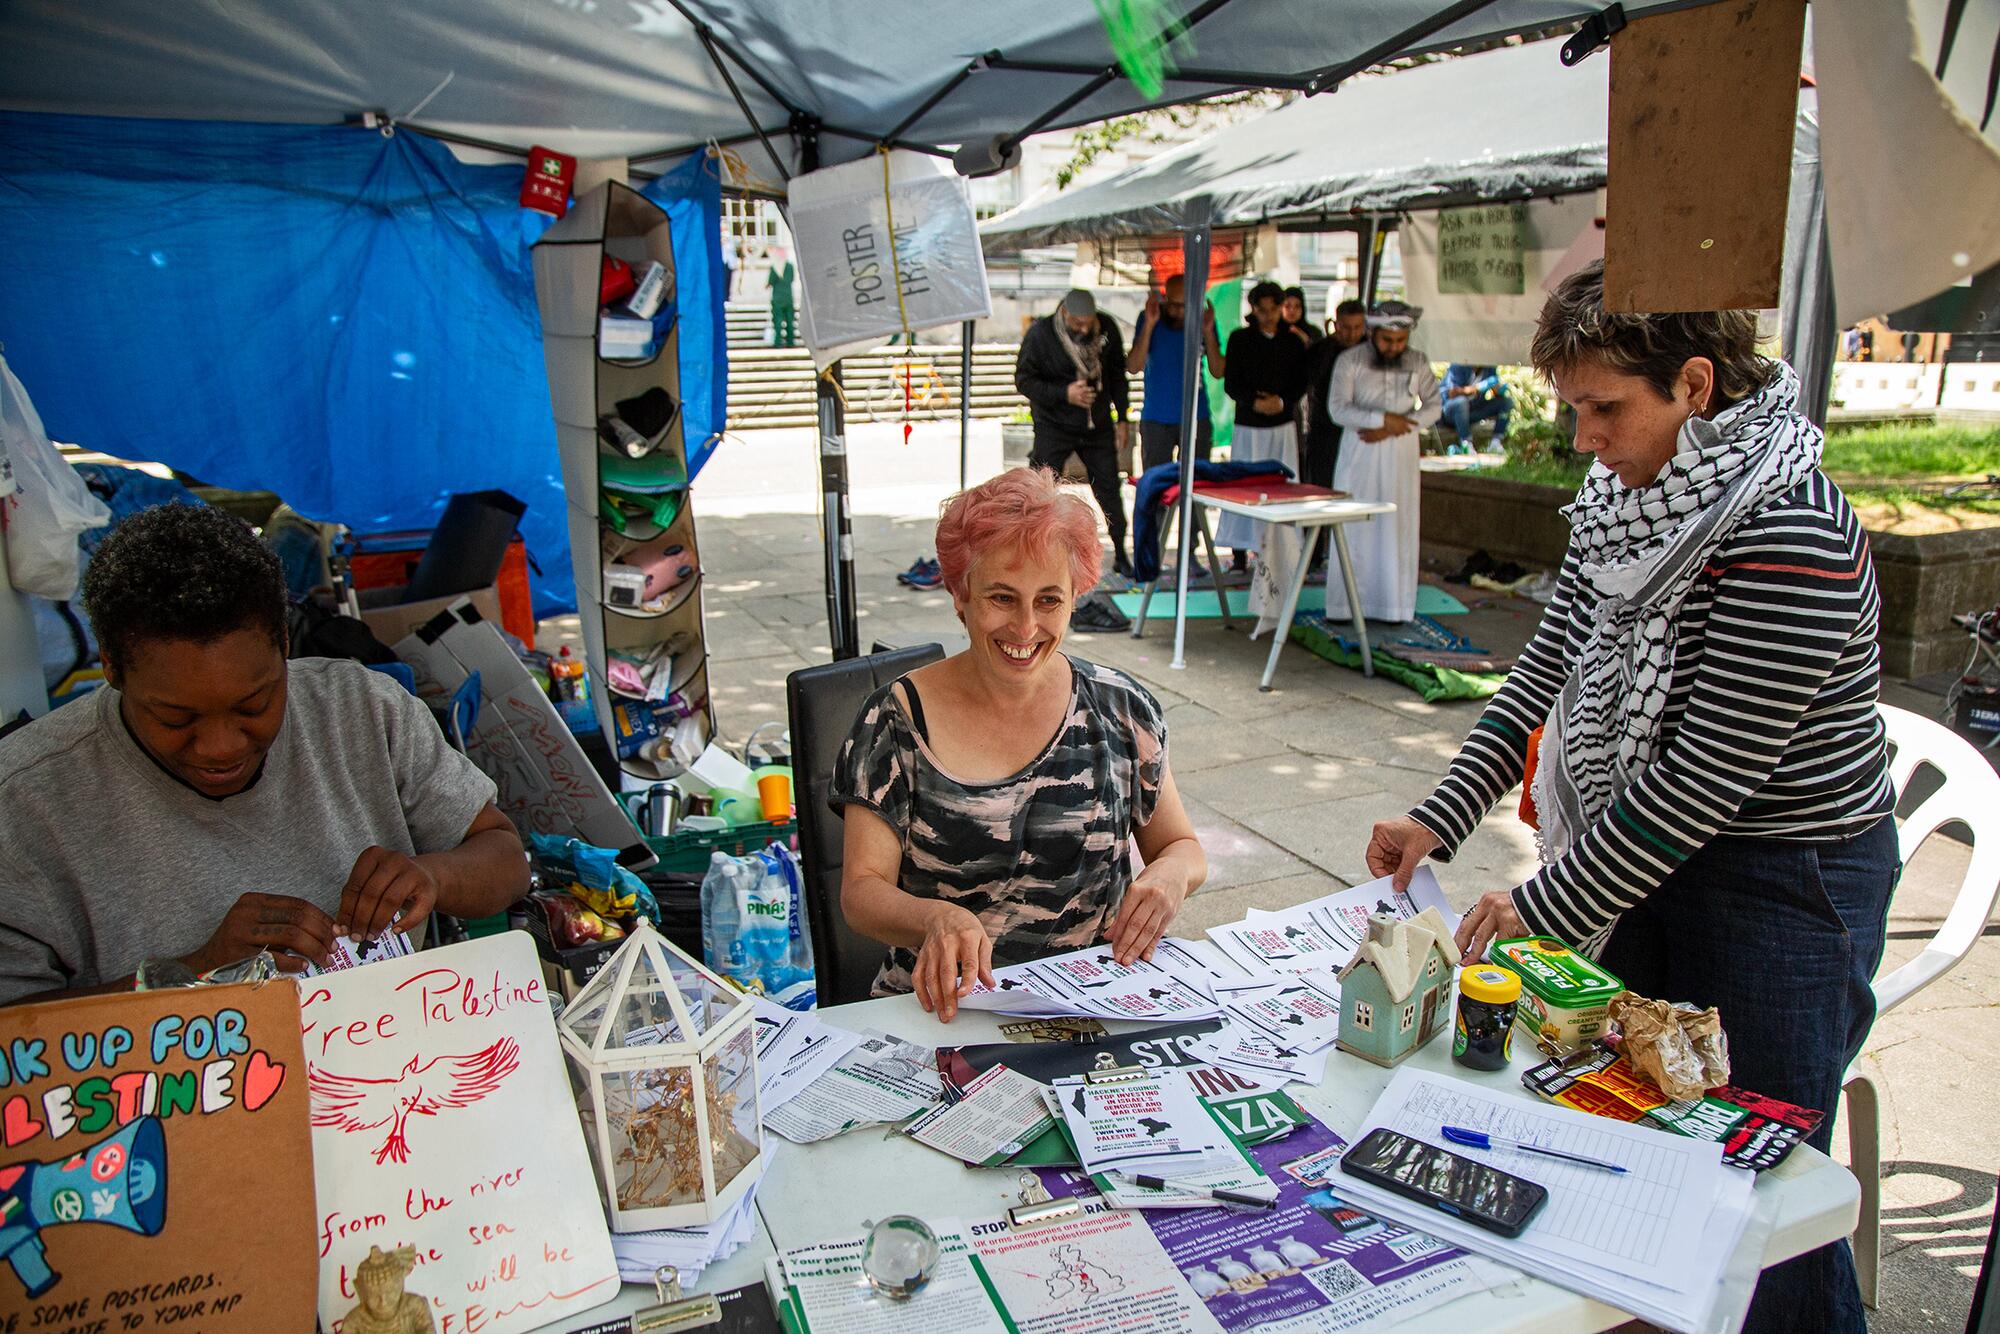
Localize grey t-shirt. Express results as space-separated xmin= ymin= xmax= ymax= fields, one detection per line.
xmin=0 ymin=658 xmax=498 ymax=1001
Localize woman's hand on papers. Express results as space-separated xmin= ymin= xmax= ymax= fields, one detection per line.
xmin=1105 ymin=866 xmax=1190 ymax=966
xmin=188 ymin=891 xmax=338 ymax=974
xmin=1454 ymin=890 xmax=1526 ymax=966
xmin=338 ymin=845 xmax=440 ymax=944
xmin=915 ymin=904 xmax=996 ymax=1023
xmin=1365 ymin=817 xmax=1441 ymax=892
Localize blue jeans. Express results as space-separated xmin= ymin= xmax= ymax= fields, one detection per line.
xmin=1598 ymin=816 xmax=1901 ymax=1334
xmin=1442 ymin=393 xmax=1509 ymax=443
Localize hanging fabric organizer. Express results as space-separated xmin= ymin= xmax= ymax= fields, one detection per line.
xmin=533 ymin=182 xmax=717 ymax=782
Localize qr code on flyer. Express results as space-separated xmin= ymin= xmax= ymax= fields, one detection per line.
xmin=1305 ymin=1258 xmax=1369 ymax=1302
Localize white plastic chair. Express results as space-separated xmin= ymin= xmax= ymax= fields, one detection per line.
xmin=1846 ymin=704 xmax=2000 ymax=1308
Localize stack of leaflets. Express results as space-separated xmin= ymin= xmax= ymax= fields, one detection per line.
xmin=610 ymin=1177 xmax=760 ymax=1286
xmin=1206 ymin=869 xmax=1457 ymax=977
xmin=764 ymin=1032 xmax=942 ymax=1144
xmin=957 ymin=940 xmax=1224 ymax=1022
xmin=748 ymin=995 xmax=864 ymax=1120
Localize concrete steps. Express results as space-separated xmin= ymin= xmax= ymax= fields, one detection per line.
xmin=720 ymin=311 xmax=1150 ymax=432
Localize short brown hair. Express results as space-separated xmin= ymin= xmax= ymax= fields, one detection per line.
xmin=1531 ymin=261 xmax=1773 ymax=406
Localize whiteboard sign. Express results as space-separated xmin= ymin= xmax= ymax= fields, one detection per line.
xmin=1437 ymin=203 xmax=1528 ymax=295
xmin=302 ymin=934 xmax=618 ymax=1334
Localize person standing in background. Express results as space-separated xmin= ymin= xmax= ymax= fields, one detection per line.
xmin=1304 ymin=299 xmax=1369 ymax=490
xmin=1325 ymin=301 xmax=1440 ymax=622
xmin=1281 ymin=287 xmax=1320 ymax=348
xmin=1014 ymin=290 xmax=1134 ymax=577
xmin=1302 ymin=299 xmax=1369 ymax=570
xmin=766 ymin=248 xmax=798 ymax=348
xmin=1127 ymin=273 xmax=1224 ymax=474
xmin=1216 ymin=282 xmax=1311 ymax=570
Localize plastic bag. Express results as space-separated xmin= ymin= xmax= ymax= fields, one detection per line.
xmin=527 ymin=830 xmax=660 ymax=925
xmin=0 ymin=356 xmax=109 ymax=599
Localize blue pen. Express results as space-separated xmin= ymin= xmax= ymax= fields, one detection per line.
xmin=1441 ymin=1125 xmax=1627 ymax=1174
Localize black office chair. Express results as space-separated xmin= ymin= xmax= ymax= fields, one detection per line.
xmin=786 ymin=642 xmax=945 ymax=1006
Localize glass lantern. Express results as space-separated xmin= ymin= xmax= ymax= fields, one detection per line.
xmin=555 ymin=921 xmax=765 ymax=1231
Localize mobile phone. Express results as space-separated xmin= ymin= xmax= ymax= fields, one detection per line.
xmin=1339 ymin=1126 xmax=1549 ymax=1238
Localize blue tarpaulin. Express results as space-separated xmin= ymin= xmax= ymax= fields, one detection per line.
xmin=0 ymin=111 xmax=726 ymax=619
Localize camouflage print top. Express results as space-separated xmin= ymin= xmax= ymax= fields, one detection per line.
xmin=830 ymin=657 xmax=1168 ymax=996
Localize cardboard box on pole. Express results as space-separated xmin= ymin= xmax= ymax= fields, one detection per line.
xmin=395 ymin=600 xmax=652 ymax=869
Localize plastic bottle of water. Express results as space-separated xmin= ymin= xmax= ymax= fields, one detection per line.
xmin=700 ymin=851 xmax=744 ymax=979
xmin=739 ymin=855 xmax=792 ymax=992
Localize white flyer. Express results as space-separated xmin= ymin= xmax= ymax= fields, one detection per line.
xmin=764 ymin=1031 xmax=942 ymax=1144
xmin=1052 ymin=1069 xmax=1238 ymax=1179
xmin=1225 ymin=971 xmax=1345 ymax=1052
xmin=967 ymin=1206 xmax=1226 ymax=1334
xmin=782 ymin=1223 xmax=1008 ymax=1334
xmin=904 ymin=1064 xmax=1055 ymax=1168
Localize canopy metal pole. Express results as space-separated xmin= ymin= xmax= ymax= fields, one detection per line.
xmin=817 ymin=365 xmax=859 ymax=661
xmin=1172 ymin=200 xmax=1214 ymax=672
xmin=959 ymin=320 xmax=974 ymax=491
xmin=1358 ymin=215 xmax=1385 ymax=306
xmin=792 ymin=122 xmax=859 ymax=660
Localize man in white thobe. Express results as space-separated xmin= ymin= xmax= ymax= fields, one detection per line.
xmin=1324 ymin=302 xmax=1440 ymax=623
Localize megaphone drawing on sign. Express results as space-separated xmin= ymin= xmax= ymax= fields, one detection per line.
xmin=0 ymin=1115 xmax=169 ymax=1298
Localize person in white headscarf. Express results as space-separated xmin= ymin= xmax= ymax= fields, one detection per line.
xmin=1323 ymin=301 xmax=1440 ymax=622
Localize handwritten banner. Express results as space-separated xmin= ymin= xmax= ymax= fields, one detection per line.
xmin=0 ymin=981 xmax=316 ymax=1330
xmin=302 ymin=934 xmax=617 ymax=1334
xmin=1436 ymin=203 xmax=1528 ymax=295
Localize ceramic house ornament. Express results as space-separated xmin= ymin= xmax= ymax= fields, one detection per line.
xmin=555 ymin=921 xmax=765 ymax=1230
xmin=1334 ymin=908 xmax=1457 ymax=1067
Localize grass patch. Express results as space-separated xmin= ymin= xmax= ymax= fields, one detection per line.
xmin=1821 ymin=422 xmax=1999 ymax=483
xmin=1466 ymin=420 xmax=1999 ymax=512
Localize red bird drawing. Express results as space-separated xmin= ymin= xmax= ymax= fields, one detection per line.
xmin=308 ymin=1038 xmax=520 ymax=1165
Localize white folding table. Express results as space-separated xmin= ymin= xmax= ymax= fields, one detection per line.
xmin=1132 ymin=486 xmax=1395 ymax=690
xmin=533 ymin=992 xmax=1863 ymax=1333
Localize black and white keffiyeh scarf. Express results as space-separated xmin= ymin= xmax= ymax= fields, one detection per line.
xmin=1529 ymin=363 xmax=1823 ymax=937
xmin=1053 ymin=307 xmax=1106 ymax=390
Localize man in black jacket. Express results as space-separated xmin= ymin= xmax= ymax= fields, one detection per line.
xmin=1014 ymin=290 xmax=1133 ymax=577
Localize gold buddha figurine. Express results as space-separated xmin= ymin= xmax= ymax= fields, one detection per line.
xmin=341 ymin=1245 xmax=436 ymax=1334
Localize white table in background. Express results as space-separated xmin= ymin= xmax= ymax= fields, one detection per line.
xmin=1133 ymin=488 xmax=1395 ymax=690
xmin=741 ymin=992 xmax=1860 ymax=1334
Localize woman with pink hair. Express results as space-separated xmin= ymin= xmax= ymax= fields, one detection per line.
xmin=830 ymin=468 xmax=1207 ymax=1020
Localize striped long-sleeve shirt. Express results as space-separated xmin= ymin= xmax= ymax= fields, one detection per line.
xmin=1410 ymin=471 xmax=1895 ymax=946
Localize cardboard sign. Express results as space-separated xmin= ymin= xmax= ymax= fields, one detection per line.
xmin=301 ymin=933 xmax=617 ymax=1334
xmin=394 ymin=601 xmax=651 ymax=869
xmin=1435 ymin=202 xmax=1528 ymax=295
xmin=0 ymin=981 xmax=317 ymax=1330
xmin=1604 ymin=0 xmax=1806 ymax=312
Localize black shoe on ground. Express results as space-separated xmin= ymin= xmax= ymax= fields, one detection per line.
xmin=1112 ymin=551 xmax=1135 ymax=579
xmin=1070 ymin=592 xmax=1132 ymax=633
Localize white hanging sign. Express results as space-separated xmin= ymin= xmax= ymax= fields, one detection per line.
xmin=787 ymin=149 xmax=992 ymax=356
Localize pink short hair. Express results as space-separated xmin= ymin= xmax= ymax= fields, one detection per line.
xmin=935 ymin=467 xmax=1103 ymax=602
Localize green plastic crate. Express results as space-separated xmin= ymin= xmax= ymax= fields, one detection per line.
xmin=644 ymin=818 xmax=798 ymax=875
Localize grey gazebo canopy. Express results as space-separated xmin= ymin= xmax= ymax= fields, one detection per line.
xmin=981 ymin=38 xmax=1609 ymax=248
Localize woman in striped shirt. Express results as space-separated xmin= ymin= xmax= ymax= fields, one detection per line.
xmin=1368 ymin=262 xmax=1895 ymax=1334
